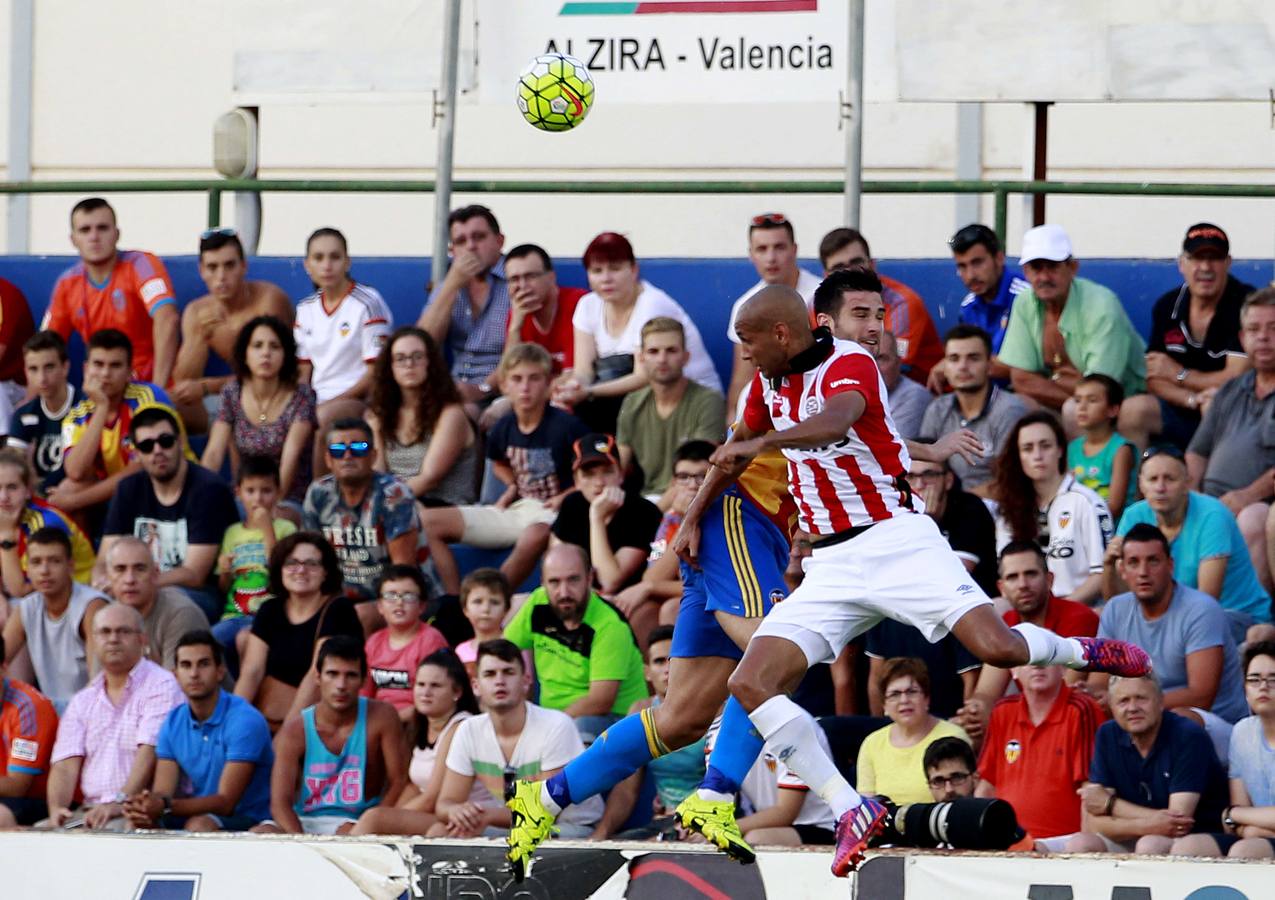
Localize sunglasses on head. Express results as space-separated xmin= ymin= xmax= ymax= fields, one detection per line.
xmin=751 ymin=212 xmax=788 ymax=227
xmin=328 ymin=440 xmax=371 ymax=458
xmin=200 ymin=226 xmax=238 ymax=240
xmin=1141 ymin=444 xmax=1186 ymax=463
xmin=133 ymin=432 xmax=178 ymax=454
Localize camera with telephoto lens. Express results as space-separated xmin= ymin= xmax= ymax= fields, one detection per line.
xmin=874 ymin=796 xmax=1022 ymax=850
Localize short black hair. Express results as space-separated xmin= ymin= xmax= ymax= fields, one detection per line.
xmin=923 ymin=735 xmax=976 ymax=774
xmin=87 ymin=328 xmax=133 ymax=363
xmin=233 ymin=315 xmax=299 ymax=385
xmin=327 ymin=417 xmax=373 ymax=443
xmin=999 ymin=539 xmax=1047 ymax=570
xmin=376 ymin=564 xmax=429 ymax=599
xmin=268 ymin=531 xmax=344 ymax=598
xmin=942 ymin=324 xmax=993 ymax=356
xmin=1123 ymin=522 xmax=1172 ymax=557
xmin=505 ymin=243 xmax=553 ymax=271
xmin=237 ymin=454 xmax=280 ymax=485
xmin=673 ymin=440 xmax=716 ymax=466
xmin=317 ymin=634 xmax=367 ymax=676
xmin=129 ymin=405 xmax=180 ymax=441
xmin=23 ymin=330 xmax=68 ymax=362
xmin=448 ymin=204 xmax=501 ymax=235
xmin=176 ymin=629 xmax=224 ymax=667
xmin=949 ymin=223 xmax=1000 ymax=256
xmin=70 ymin=197 xmax=114 ymax=225
xmin=1078 ymin=372 xmax=1125 ymax=408
xmin=812 ymin=266 xmax=883 ymax=319
xmin=27 ymin=526 xmax=72 ymax=558
xmin=199 ymin=230 xmax=245 ymax=260
xmin=476 ymin=638 xmax=525 ymax=673
xmin=748 ymin=214 xmax=795 ymax=243
xmin=1243 ymin=640 xmax=1275 ymax=674
xmin=646 ymin=624 xmax=675 ymax=648
xmin=818 ymin=227 xmax=870 ymax=268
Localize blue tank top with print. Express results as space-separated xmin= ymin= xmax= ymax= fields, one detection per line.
xmin=295 ymin=696 xmax=380 ymax=819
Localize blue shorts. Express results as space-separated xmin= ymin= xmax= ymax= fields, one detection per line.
xmin=670 ymin=490 xmax=789 ymax=661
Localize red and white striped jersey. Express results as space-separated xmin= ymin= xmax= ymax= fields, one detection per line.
xmin=742 ymin=337 xmax=915 ymax=535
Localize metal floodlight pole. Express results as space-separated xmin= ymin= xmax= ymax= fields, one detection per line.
xmin=843 ymin=0 xmax=865 ymax=228
xmin=7 ymin=0 xmax=33 ymax=253
xmin=431 ymin=0 xmax=463 ymax=284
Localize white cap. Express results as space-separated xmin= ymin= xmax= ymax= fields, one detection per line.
xmin=1019 ymin=224 xmax=1073 ymax=265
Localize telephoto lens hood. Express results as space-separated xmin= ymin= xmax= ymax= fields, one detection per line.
xmin=876 ymin=797 xmax=1021 ymax=850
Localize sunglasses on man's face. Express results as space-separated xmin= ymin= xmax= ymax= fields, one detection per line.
xmin=328 ymin=440 xmax=371 ymax=459
xmin=133 ymin=432 xmax=178 ymax=455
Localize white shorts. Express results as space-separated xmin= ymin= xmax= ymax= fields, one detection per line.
xmin=298 ymin=814 xmax=358 ymax=835
xmin=458 ymin=498 xmax=555 ymax=548
xmin=753 ymin=513 xmax=992 ymax=666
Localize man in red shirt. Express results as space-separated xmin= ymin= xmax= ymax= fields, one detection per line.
xmin=42 ymin=198 xmax=179 ymax=386
xmin=504 ymin=243 xmax=585 ymax=377
xmin=976 ymin=663 xmax=1104 ymax=841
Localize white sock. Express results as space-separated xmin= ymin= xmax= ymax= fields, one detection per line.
xmin=539 ymin=783 xmax=563 ymax=816
xmin=748 ymin=695 xmax=862 ymax=819
xmin=1013 ymin=622 xmax=1086 ymax=668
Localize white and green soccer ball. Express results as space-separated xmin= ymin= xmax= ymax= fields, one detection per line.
xmin=516 ymin=53 xmax=595 ymax=132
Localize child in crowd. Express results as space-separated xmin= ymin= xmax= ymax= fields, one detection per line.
xmin=363 ymin=565 xmax=449 ymax=722
xmin=1068 ymin=374 xmax=1137 ymax=523
xmin=454 ymin=568 xmax=518 ymax=677
xmin=213 ymin=455 xmax=296 ymax=675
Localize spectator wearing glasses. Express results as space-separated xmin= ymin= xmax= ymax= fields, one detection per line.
xmin=1109 ymin=445 xmax=1271 ymax=644
xmin=1171 ymin=641 xmax=1275 ymax=860
xmin=170 ymin=229 xmax=293 ymax=434
xmin=1119 ymin=224 xmax=1254 ymax=451
xmin=945 ymin=223 xmax=1029 ymax=385
xmin=360 ymin=565 xmax=448 ymax=723
xmin=303 ymin=418 xmax=421 ymax=632
xmin=724 ymin=213 xmax=824 ymax=411
xmin=98 ymin=406 xmax=239 ymax=624
xmin=905 ymin=455 xmax=997 ymax=595
xmin=617 ymin=318 xmax=725 ymax=508
xmin=504 ymin=243 xmax=586 ymax=378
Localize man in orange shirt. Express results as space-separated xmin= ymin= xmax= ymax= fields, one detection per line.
xmin=818 ymin=227 xmax=943 ymax=383
xmin=42 ymin=198 xmax=179 ymax=387
xmin=0 ymin=633 xmax=59 ymax=826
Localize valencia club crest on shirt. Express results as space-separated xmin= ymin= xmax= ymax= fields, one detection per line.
xmin=1004 ymin=739 xmax=1021 ymax=765
xmin=1058 ymin=512 xmax=1071 ymax=530
xmin=339 ymin=321 xmax=352 ymax=339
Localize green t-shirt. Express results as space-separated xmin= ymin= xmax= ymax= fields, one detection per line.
xmin=616 ymin=381 xmax=726 ymax=494
xmin=217 ymin=518 xmax=297 ymax=617
xmin=504 ymin=587 xmax=649 ymax=716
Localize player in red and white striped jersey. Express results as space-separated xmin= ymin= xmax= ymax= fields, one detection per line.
xmin=672 ymin=279 xmax=1150 ymax=877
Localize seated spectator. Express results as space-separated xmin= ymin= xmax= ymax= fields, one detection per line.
xmin=98 ymin=405 xmax=240 ymax=623
xmin=350 ymin=649 xmax=479 ymax=836
xmin=1186 ymin=286 xmax=1275 ymax=595
xmin=361 ymin=565 xmax=448 ymax=721
xmin=992 ymin=411 xmax=1113 ymax=604
xmin=49 ymin=328 xmax=185 ymax=521
xmin=864 ymin=618 xmax=979 ymax=720
xmin=856 ymin=657 xmax=971 ymax=805
xmin=503 ymin=543 xmax=648 ymax=744
xmin=42 ymin=198 xmax=177 ymax=387
xmin=874 ymin=331 xmax=931 ymax=441
xmin=0 ymin=277 xmax=34 ymax=434
xmin=263 ymin=636 xmax=406 ymax=835
xmin=454 ymin=568 xmax=516 ymax=676
xmin=234 ymin=532 xmax=363 ymax=731
xmin=505 ymin=242 xmax=586 ymax=377
xmin=818 ymin=227 xmax=944 ymax=383
xmin=925 ymin=736 xmax=1039 ymax=852
xmin=999 ymin=224 xmax=1146 ymax=416
xmin=7 ymin=330 xmax=77 ymax=494
xmin=617 ymin=318 xmax=725 ymax=507
xmin=1092 ymin=524 xmax=1247 ymax=763
xmin=422 ymin=343 xmax=587 ymax=595
xmin=919 ymin=325 xmax=1026 ymax=496
xmin=303 ymin=418 xmax=421 ymax=631
xmin=725 ymin=212 xmax=824 ymax=411
xmin=294 ymin=227 xmax=393 ymax=467
xmin=200 ymin=315 xmax=317 ymax=508
xmin=554 ymin=232 xmax=722 ymax=434
xmin=122 ymin=630 xmax=273 ymax=832
xmin=44 ymin=604 xmax=184 ymax=830
xmin=1068 ymin=374 xmax=1137 ymax=523
xmin=1110 ymin=446 xmax=1270 ymax=642
xmin=946 ymin=223 xmax=1028 ymax=383
xmin=105 ymin=537 xmax=210 ymax=671
xmin=975 ymin=663 xmax=1104 ymax=841
xmin=0 ymin=446 xmax=95 ymax=595
xmin=552 ymin=433 xmax=663 ymax=597
xmin=212 ymin=456 xmax=297 ymax=675
xmin=428 ymin=639 xmax=603 ymax=838
xmin=592 ymin=625 xmax=707 ymax=840
xmin=170 ymin=229 xmax=293 ymax=434
xmin=1120 ymin=223 xmax=1254 ymax=450
xmin=1 ymin=528 xmax=109 ymax=711
xmin=417 ymin=205 xmax=510 ymax=404
xmin=1064 ymin=673 xmax=1227 ymax=855
xmin=367 ymin=327 xmax=478 ymax=507
xmin=905 ymin=455 xmax=998 ymax=595
xmin=0 ymin=633 xmax=58 ymax=827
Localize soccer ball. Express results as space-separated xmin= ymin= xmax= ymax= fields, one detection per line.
xmin=516 ymin=53 xmax=595 ymax=132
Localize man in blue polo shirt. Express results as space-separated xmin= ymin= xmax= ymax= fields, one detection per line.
xmin=945 ymin=223 xmax=1030 ymax=386
xmin=1063 ymin=672 xmax=1227 ymax=855
xmin=123 ymin=630 xmax=273 ymax=831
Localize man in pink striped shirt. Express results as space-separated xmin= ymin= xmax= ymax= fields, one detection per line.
xmin=44 ymin=603 xmax=183 ymax=830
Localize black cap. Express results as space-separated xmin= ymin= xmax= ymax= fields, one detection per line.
xmin=1183 ymin=223 xmax=1229 ymax=256
xmin=572 ymin=433 xmax=619 ymax=471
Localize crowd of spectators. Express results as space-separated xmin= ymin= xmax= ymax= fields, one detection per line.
xmin=0 ymin=197 xmax=1273 ymax=861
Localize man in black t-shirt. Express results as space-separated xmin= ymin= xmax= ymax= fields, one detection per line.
xmin=551 ymin=433 xmax=661 ymax=595
xmin=1119 ymin=223 xmax=1255 ymax=448
xmin=96 ymin=406 xmax=239 ymax=623
xmin=906 ymin=456 xmax=998 ymax=594
xmin=7 ymin=331 xmax=76 ymax=493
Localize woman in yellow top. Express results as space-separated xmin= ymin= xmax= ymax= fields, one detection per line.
xmin=856 ymin=657 xmax=972 ymax=805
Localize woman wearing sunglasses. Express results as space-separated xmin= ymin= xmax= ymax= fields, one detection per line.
xmin=366 ymin=327 xmax=478 ymax=507
xmin=233 ymin=531 xmax=363 ymax=732
xmin=201 ymin=315 xmax=317 ymax=510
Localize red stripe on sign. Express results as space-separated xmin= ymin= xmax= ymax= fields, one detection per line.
xmin=835 ymin=452 xmax=889 ymax=521
xmin=629 ymin=858 xmax=734 ymax=900
xmin=637 ymin=0 xmax=818 ymax=11
xmin=807 ymin=457 xmax=851 ymax=532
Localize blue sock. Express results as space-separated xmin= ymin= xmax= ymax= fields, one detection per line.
xmin=556 ymin=707 xmax=665 ymax=809
xmin=701 ymin=697 xmax=765 ymax=795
